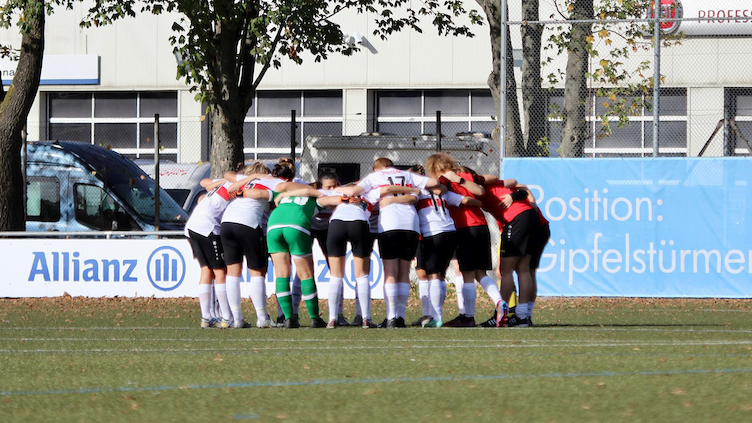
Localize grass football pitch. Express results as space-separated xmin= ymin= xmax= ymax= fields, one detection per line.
xmin=1 ymin=296 xmax=751 ymax=422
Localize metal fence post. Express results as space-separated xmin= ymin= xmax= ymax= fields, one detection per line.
xmin=723 ymin=104 xmax=730 ymax=156
xmin=22 ymin=124 xmax=27 ymax=226
xmin=500 ymin=0 xmax=508 ymax=174
xmin=436 ymin=110 xmax=442 ymax=152
xmin=291 ymin=109 xmax=297 ymax=161
xmin=652 ymin=2 xmax=661 ymax=157
xmin=154 ymin=114 xmax=160 ymax=231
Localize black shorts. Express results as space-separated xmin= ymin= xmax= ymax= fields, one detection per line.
xmin=187 ymin=230 xmax=225 ymax=269
xmin=311 ymin=228 xmax=329 ymax=257
xmin=378 ymin=230 xmax=419 ymax=261
xmin=455 ymin=226 xmax=492 ymax=272
xmin=220 ymin=222 xmax=267 ymax=270
xmin=421 ymin=231 xmax=458 ymax=275
xmin=415 ymin=242 xmax=424 ymax=270
xmin=500 ymin=209 xmax=538 ymax=258
xmin=327 ymin=220 xmax=373 ymax=258
xmin=529 ymin=223 xmax=551 ymax=269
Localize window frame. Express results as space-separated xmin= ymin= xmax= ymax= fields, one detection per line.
xmin=26 ymin=176 xmax=61 ymax=222
xmin=73 ymin=183 xmax=122 ymax=231
xmin=727 ymin=88 xmax=752 ymax=156
xmin=374 ymin=89 xmax=496 ymax=137
xmin=545 ymin=88 xmax=688 ymax=157
xmin=47 ymin=91 xmax=180 ymax=160
xmin=243 ymin=90 xmax=344 ymax=160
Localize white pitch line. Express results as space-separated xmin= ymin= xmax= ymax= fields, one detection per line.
xmin=3 ymin=338 xmax=752 ymax=346
xmin=2 ymin=340 xmax=752 ymax=354
xmin=3 ymin=326 xmax=752 ymax=335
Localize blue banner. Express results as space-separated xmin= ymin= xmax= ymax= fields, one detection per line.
xmin=502 ymin=158 xmax=752 ymax=298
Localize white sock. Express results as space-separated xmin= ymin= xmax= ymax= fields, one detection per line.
xmin=462 ymin=282 xmax=476 ymax=317
xmin=291 ymin=274 xmax=301 ymax=315
xmin=517 ymin=303 xmax=529 ymax=319
xmin=397 ymin=282 xmax=411 ymax=318
xmin=328 ymin=277 xmax=344 ymax=322
xmin=208 ymin=281 xmax=218 ymax=319
xmin=440 ymin=280 xmax=447 ymax=311
xmin=454 ymin=276 xmax=466 ymax=315
xmin=419 ymin=279 xmax=430 ymax=317
xmin=338 ymin=287 xmax=345 ymax=316
xmin=355 ymin=292 xmax=363 ymax=317
xmin=529 ymin=301 xmax=535 ymax=318
xmin=479 ymin=276 xmax=502 ymax=305
xmin=198 ymin=284 xmax=213 ymax=320
xmin=383 ymin=283 xmax=390 ymax=320
xmin=214 ymin=283 xmax=232 ymax=320
xmin=226 ymin=276 xmax=243 ymax=323
xmin=385 ymin=284 xmax=399 ymax=319
xmin=356 ymin=276 xmax=370 ymax=319
xmin=429 ymin=279 xmax=444 ymax=321
xmin=249 ymin=276 xmax=268 ymax=320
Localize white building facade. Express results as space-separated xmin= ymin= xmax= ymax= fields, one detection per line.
xmin=1 ymin=0 xmax=751 ymax=162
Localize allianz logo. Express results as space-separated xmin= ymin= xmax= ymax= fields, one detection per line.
xmin=27 ymin=246 xmax=186 ymax=291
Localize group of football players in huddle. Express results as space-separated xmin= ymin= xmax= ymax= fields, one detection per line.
xmin=184 ymin=154 xmax=549 ymax=329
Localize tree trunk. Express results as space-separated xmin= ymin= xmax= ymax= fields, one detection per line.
xmin=209 ymin=7 xmax=246 ymax=179
xmin=559 ymin=0 xmax=593 ymax=158
xmin=520 ymin=0 xmax=546 ymax=156
xmin=477 ymin=0 xmax=524 ymax=157
xmin=209 ymin=104 xmax=245 ymax=178
xmin=0 ymin=4 xmax=45 ymax=231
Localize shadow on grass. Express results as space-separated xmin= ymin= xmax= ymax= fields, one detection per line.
xmin=528 ymin=323 xmax=724 ymax=328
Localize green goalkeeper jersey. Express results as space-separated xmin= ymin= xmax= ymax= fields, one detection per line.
xmin=267 ymin=195 xmax=323 ymax=235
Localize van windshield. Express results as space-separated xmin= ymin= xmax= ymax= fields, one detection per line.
xmin=109 ymin=180 xmax=187 ymax=224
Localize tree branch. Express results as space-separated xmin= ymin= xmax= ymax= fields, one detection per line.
xmin=252 ymin=22 xmax=285 ymax=89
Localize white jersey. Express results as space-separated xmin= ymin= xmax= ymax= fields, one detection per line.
xmin=185 ymin=181 xmax=233 ymax=237
xmin=357 ymin=168 xmax=430 ymax=233
xmin=416 ymin=189 xmax=463 ymax=237
xmin=319 ymin=190 xmax=372 ymax=223
xmin=365 ymin=189 xmax=419 ymax=233
xmin=221 ymin=177 xmax=283 ymax=229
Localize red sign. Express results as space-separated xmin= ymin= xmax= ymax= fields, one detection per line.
xmin=649 ymin=0 xmax=683 ymax=34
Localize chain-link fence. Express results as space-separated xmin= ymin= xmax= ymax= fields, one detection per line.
xmin=499 ymin=6 xmax=752 ymax=159
xmin=19 ymin=4 xmax=752 ymax=234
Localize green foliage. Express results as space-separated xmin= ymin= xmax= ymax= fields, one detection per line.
xmin=82 ymin=0 xmax=483 ymax=109
xmin=0 ymin=0 xmax=76 ymax=33
xmin=544 ymin=0 xmax=683 ymax=138
xmin=0 ymin=1 xmax=77 ymax=67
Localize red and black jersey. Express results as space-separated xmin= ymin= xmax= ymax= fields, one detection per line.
xmin=440 ymin=172 xmax=487 ymax=228
xmin=481 ymin=182 xmax=533 ymax=228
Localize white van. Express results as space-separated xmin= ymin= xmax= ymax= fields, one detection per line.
xmin=138 ymin=162 xmax=211 ymax=213
xmin=26 ymin=141 xmax=187 ymax=232
xmin=299 ymin=134 xmax=498 ymax=183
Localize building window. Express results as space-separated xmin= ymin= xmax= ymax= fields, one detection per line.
xmin=545 ymin=88 xmax=688 ymax=157
xmin=374 ymin=89 xmax=496 ymax=137
xmin=26 ymin=177 xmax=60 ymax=222
xmin=243 ymin=90 xmax=343 ymax=159
xmin=726 ymin=88 xmax=752 ymax=156
xmin=48 ymin=92 xmax=179 ymax=161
